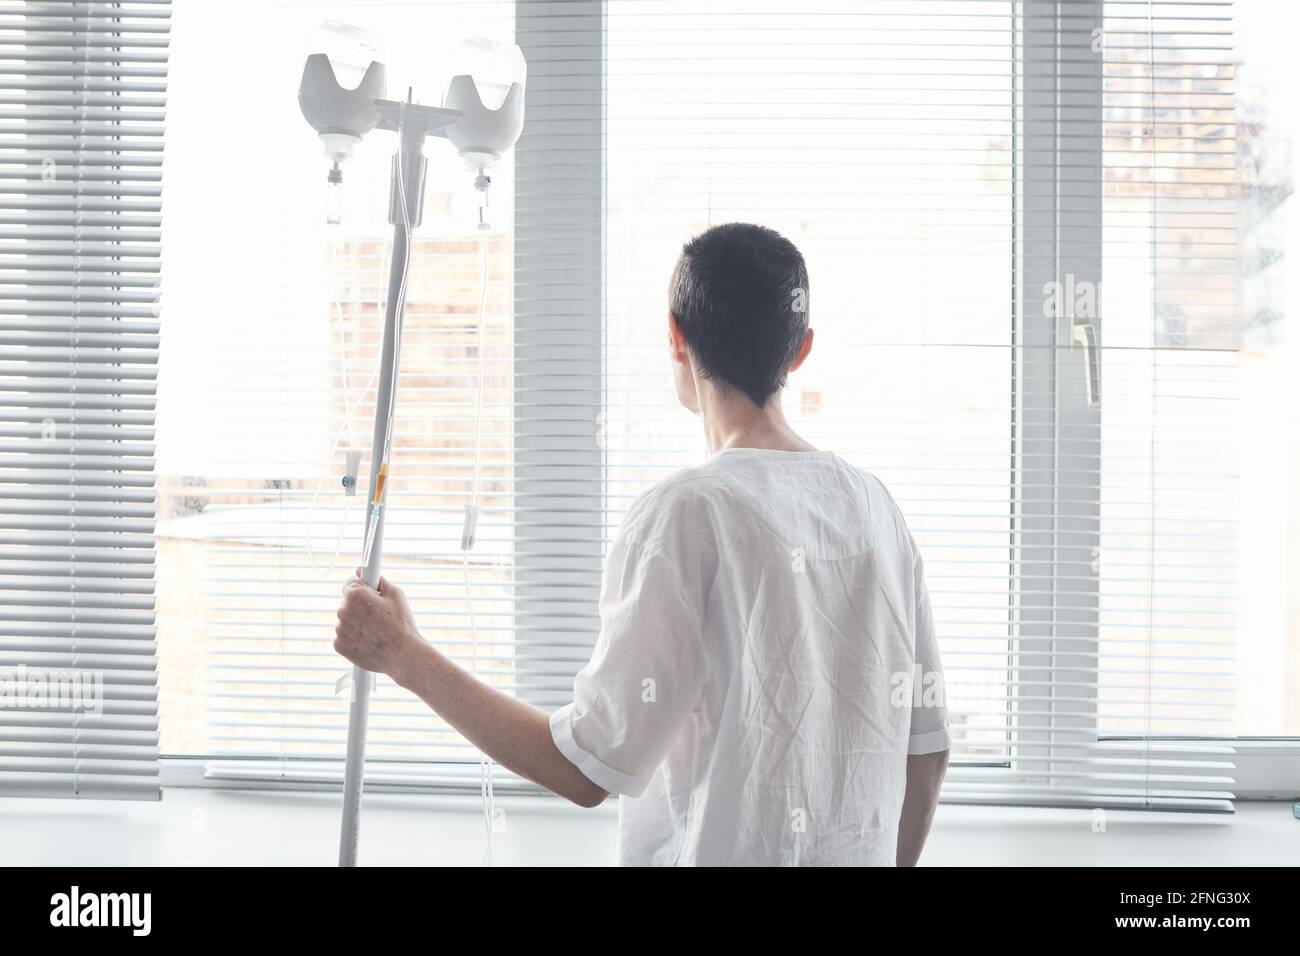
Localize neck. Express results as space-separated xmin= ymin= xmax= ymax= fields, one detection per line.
xmin=696 ymin=380 xmax=818 ymax=455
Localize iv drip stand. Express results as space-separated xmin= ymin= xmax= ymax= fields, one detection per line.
xmin=300 ymin=43 xmax=522 ymax=866
xmin=338 ymin=117 xmax=429 ymax=868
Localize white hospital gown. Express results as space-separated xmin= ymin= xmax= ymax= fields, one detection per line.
xmin=549 ymin=447 xmax=950 ymax=866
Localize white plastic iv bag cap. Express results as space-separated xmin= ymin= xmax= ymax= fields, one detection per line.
xmin=319 ymin=132 xmax=362 ymax=163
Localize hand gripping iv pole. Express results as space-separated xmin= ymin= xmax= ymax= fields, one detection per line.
xmin=297 ymin=42 xmax=525 ymax=867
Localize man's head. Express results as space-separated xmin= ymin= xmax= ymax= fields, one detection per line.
xmin=668 ymin=222 xmax=812 ymax=411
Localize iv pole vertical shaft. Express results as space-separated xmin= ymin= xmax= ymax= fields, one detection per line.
xmin=337 ymin=220 xmax=404 ymax=867
xmin=339 ymin=122 xmax=425 ymax=867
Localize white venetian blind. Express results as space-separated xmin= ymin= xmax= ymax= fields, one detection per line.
xmin=0 ymin=0 xmax=168 ymax=800
xmin=596 ymin=0 xmax=1242 ymax=811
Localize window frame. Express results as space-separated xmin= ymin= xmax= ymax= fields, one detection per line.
xmin=1007 ymin=0 xmax=1106 ymax=797
xmin=155 ymin=0 xmax=1300 ymax=798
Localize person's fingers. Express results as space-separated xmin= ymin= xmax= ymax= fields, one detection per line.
xmin=342 ymin=577 xmax=371 ymax=601
xmin=378 ymin=576 xmax=409 ymax=610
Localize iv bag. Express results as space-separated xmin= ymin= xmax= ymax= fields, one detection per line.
xmin=444 ymin=35 xmax=526 ymax=111
xmin=306 ymin=20 xmax=383 ymax=91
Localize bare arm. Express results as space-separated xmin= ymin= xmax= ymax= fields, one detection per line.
xmin=333 ymin=574 xmax=608 ymax=808
xmin=896 ymin=750 xmax=948 ymax=866
xmin=394 ymin=641 xmax=607 ymax=807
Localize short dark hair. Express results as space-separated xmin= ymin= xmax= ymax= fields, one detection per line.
xmin=669 ymin=222 xmax=809 ymax=408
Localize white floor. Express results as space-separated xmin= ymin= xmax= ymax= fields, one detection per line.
xmin=2 ymin=789 xmax=1297 ymax=866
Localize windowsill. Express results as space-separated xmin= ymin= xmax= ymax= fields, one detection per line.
xmin=1 ymin=788 xmax=1296 ymax=866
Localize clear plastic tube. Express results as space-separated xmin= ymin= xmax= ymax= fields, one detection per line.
xmin=464 ymin=189 xmax=494 ymax=866
xmin=360 ymin=501 xmax=383 ymax=567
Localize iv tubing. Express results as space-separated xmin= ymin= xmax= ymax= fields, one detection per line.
xmin=463 ymin=196 xmax=494 ymax=865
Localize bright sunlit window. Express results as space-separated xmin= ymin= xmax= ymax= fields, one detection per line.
xmin=148 ymin=0 xmax=1298 ymax=799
